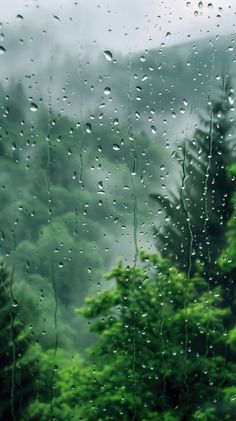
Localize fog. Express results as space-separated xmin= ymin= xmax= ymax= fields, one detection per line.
xmin=1 ymin=0 xmax=235 ymax=54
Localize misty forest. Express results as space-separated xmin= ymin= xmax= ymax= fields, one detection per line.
xmin=0 ymin=1 xmax=236 ymax=420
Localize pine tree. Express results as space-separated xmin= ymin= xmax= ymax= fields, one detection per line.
xmin=151 ymin=77 xmax=236 ymax=276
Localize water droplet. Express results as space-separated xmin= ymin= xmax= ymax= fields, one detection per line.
xmin=16 ymin=14 xmax=24 ymax=20
xmin=53 ymin=15 xmax=61 ymax=22
xmin=85 ymin=123 xmax=92 ymax=133
xmin=104 ymin=87 xmax=111 ymax=95
xmin=0 ymin=46 xmax=6 ymax=55
xmin=104 ymin=50 xmax=112 ymax=61
xmin=12 ymin=300 xmax=18 ymax=308
xmin=58 ymin=262 xmax=64 ymax=268
xmin=151 ymin=125 xmax=156 ymax=134
xmin=113 ymin=144 xmax=120 ymax=151
xmin=228 ymin=93 xmax=234 ymax=105
xmin=30 ymin=103 xmax=38 ymax=112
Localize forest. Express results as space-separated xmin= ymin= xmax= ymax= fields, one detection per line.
xmin=1 ymin=1 xmax=236 ymax=419
xmin=0 ymin=63 xmax=235 ymax=421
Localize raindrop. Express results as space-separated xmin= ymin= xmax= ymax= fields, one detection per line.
xmin=104 ymin=87 xmax=111 ymax=95
xmin=104 ymin=50 xmax=112 ymax=61
xmin=0 ymin=46 xmax=6 ymax=55
xmin=85 ymin=123 xmax=92 ymax=133
xmin=12 ymin=300 xmax=18 ymax=308
xmin=151 ymin=125 xmax=156 ymax=134
xmin=30 ymin=103 xmax=38 ymax=112
xmin=16 ymin=14 xmax=24 ymax=20
xmin=228 ymin=93 xmax=234 ymax=105
xmin=113 ymin=144 xmax=120 ymax=151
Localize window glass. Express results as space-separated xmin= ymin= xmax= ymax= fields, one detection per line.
xmin=0 ymin=1 xmax=236 ymax=420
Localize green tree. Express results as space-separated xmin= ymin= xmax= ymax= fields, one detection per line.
xmin=21 ymin=345 xmax=84 ymax=421
xmin=34 ymin=251 xmax=234 ymax=420
xmin=151 ymin=78 xmax=236 ymax=276
xmin=219 ymin=163 xmax=236 ymax=311
xmin=0 ymin=264 xmax=37 ymax=420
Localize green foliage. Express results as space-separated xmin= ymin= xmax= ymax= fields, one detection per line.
xmin=0 ymin=81 xmax=164 ymax=314
xmin=1 ymin=78 xmax=236 ymax=421
xmin=21 ymin=345 xmax=84 ymax=421
xmin=152 ymin=78 xmax=236 ymax=275
xmin=62 ymin=251 xmax=235 ymax=420
xmin=0 ymin=265 xmax=38 ymax=420
xmin=219 ymin=185 xmax=236 ymax=274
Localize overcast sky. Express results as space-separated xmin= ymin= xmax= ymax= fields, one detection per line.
xmin=0 ymin=0 xmax=235 ymax=53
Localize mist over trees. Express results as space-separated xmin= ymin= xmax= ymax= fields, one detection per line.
xmin=0 ymin=20 xmax=236 ymax=419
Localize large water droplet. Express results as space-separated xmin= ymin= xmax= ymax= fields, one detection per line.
xmin=113 ymin=144 xmax=120 ymax=151
xmin=85 ymin=123 xmax=92 ymax=133
xmin=104 ymin=87 xmax=111 ymax=95
xmin=151 ymin=125 xmax=156 ymax=134
xmin=104 ymin=50 xmax=112 ymax=61
xmin=228 ymin=93 xmax=234 ymax=105
xmin=0 ymin=46 xmax=6 ymax=55
xmin=30 ymin=103 xmax=38 ymax=112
